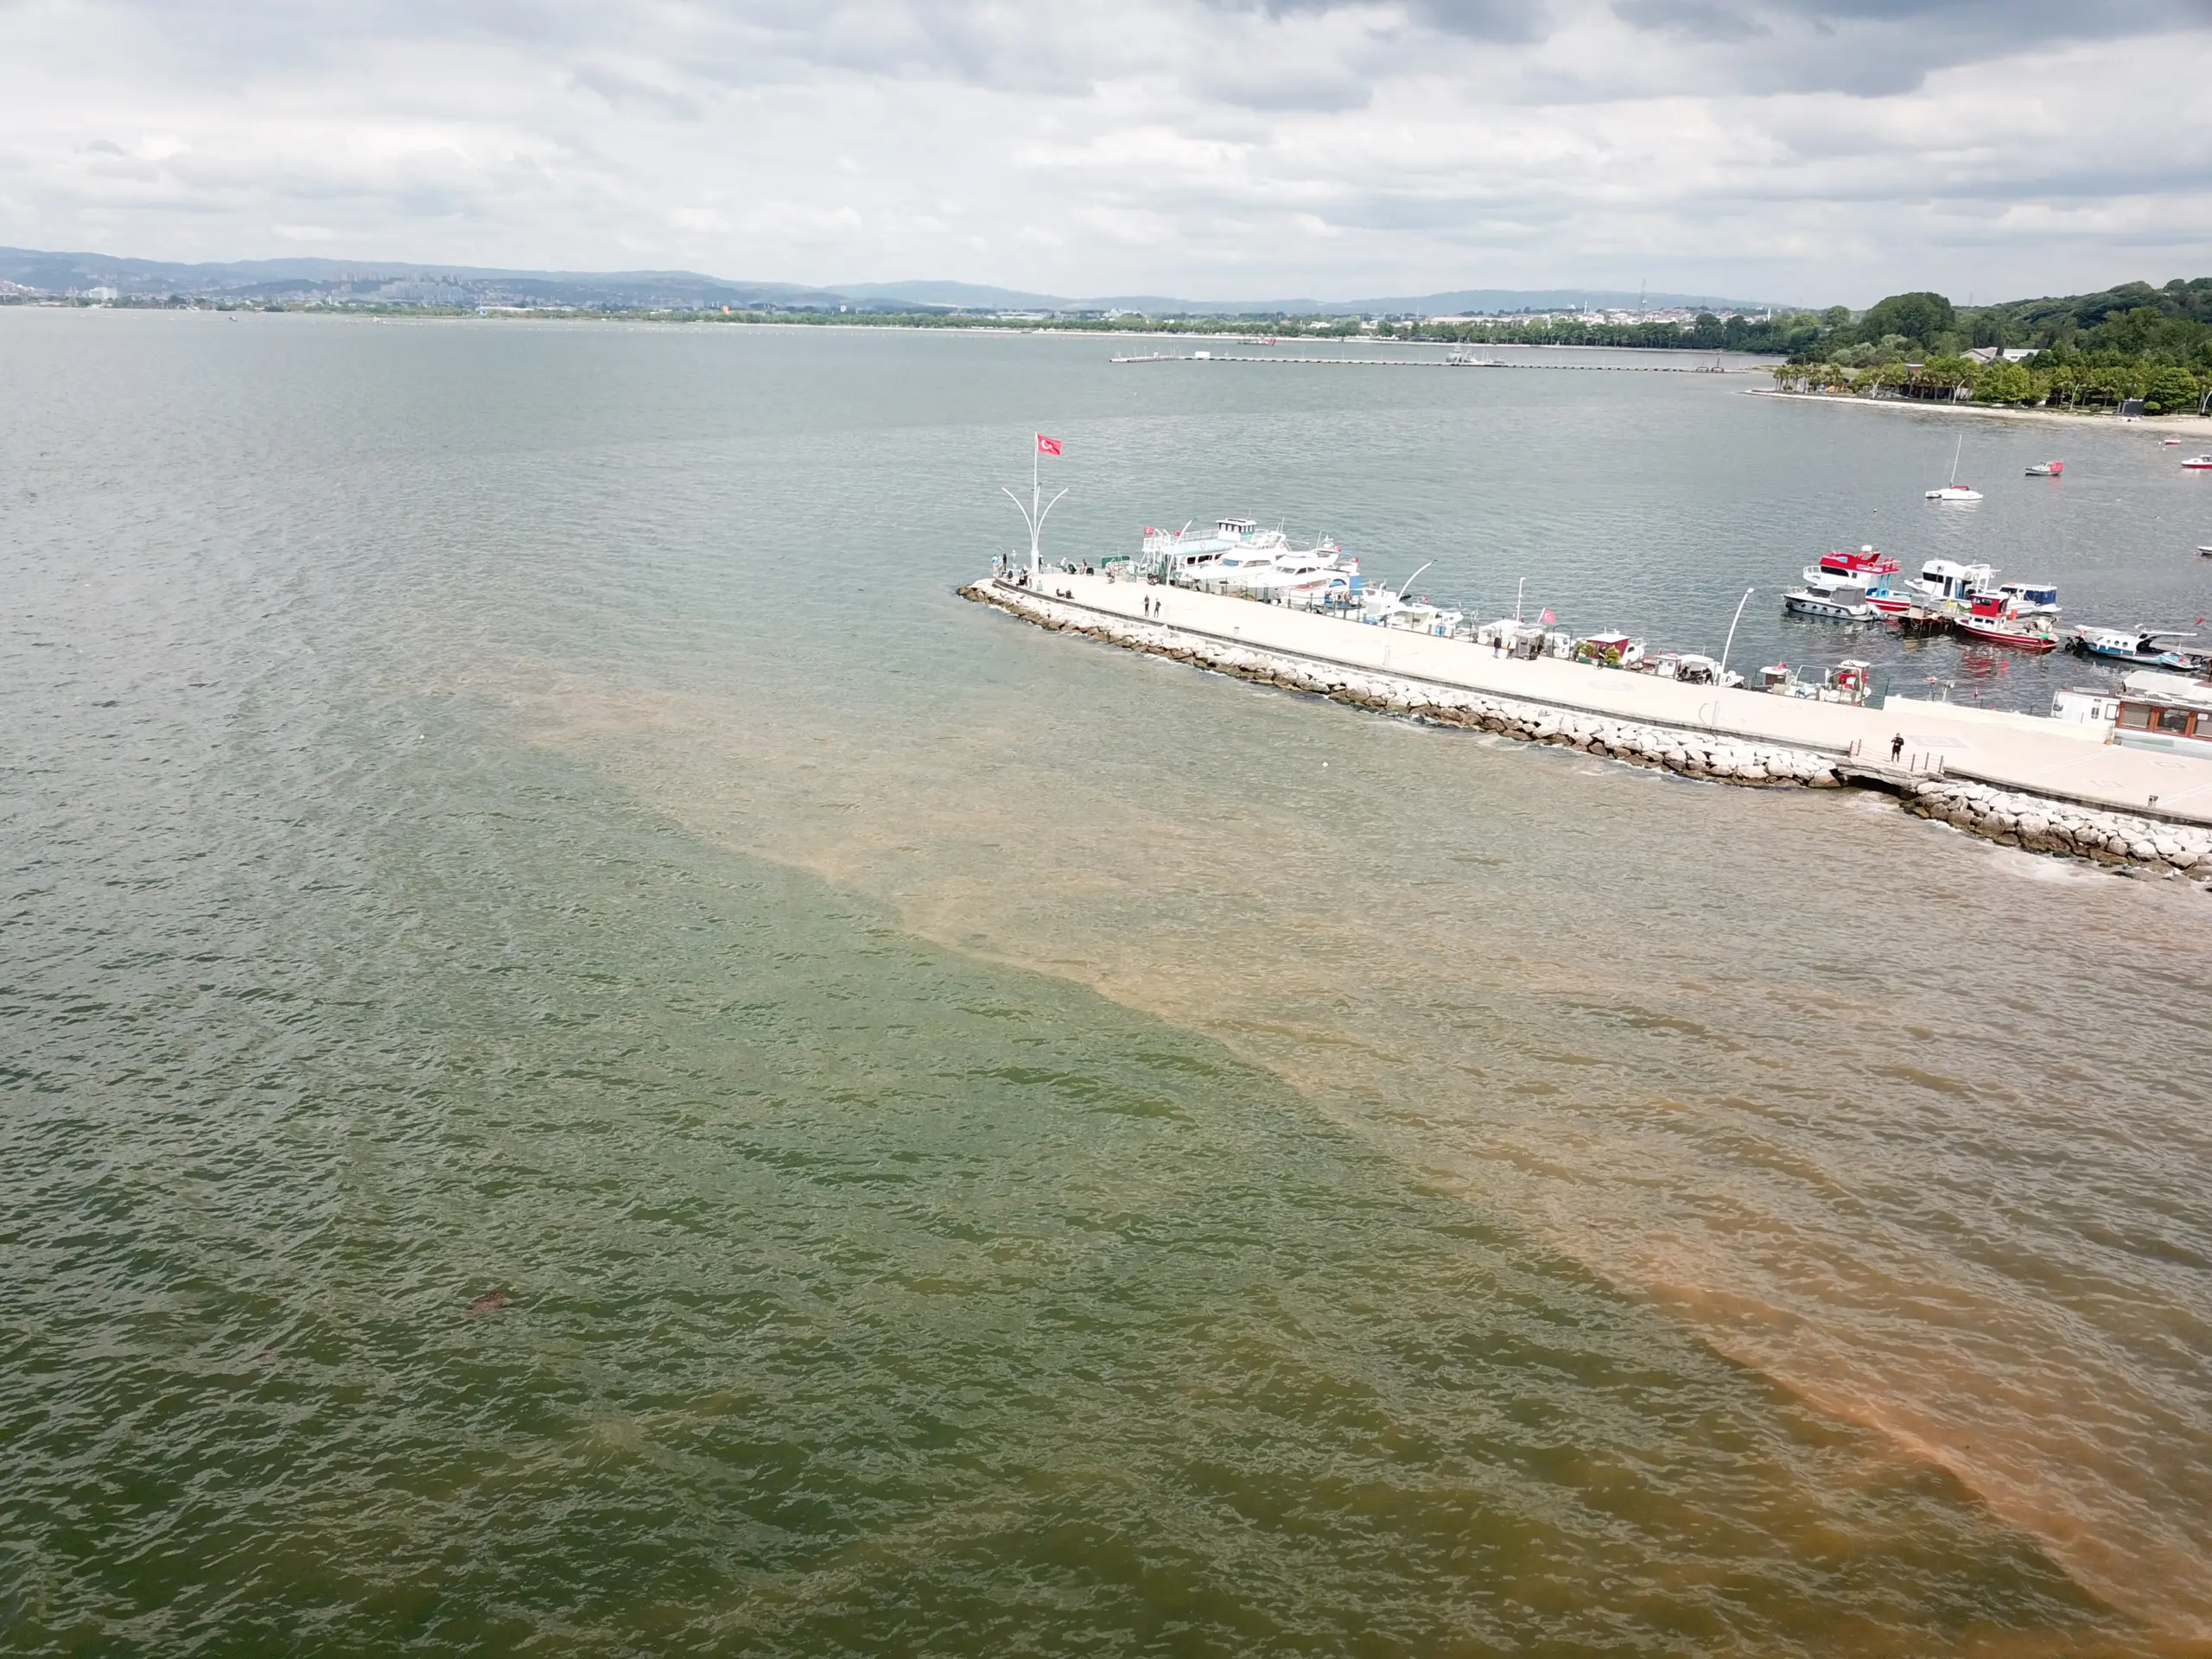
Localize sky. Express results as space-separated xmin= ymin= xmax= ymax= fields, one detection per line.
xmin=0 ymin=0 xmax=2209 ymax=307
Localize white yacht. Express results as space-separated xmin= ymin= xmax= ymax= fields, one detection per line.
xmin=1782 ymin=573 xmax=1878 ymax=620
xmin=1140 ymin=518 xmax=1356 ymax=598
xmin=1907 ymin=559 xmax=1998 ymax=606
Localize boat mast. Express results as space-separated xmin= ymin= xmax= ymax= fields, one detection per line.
xmin=1719 ymin=587 xmax=1754 ymax=683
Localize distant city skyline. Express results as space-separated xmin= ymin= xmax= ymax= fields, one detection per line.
xmin=0 ymin=1 xmax=2207 ymax=308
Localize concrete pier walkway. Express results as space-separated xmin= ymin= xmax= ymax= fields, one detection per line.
xmin=995 ymin=572 xmax=2212 ymax=829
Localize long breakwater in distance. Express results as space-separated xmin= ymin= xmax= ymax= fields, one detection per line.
xmin=966 ymin=574 xmax=2212 ymax=890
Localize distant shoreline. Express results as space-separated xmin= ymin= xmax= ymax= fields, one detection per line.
xmin=1748 ymin=387 xmax=2210 ymax=429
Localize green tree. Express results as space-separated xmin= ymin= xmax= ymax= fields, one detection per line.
xmin=1859 ymin=290 xmax=1956 ymax=349
xmin=1973 ymin=359 xmax=2035 ymax=404
xmin=2143 ymin=365 xmax=2201 ymax=414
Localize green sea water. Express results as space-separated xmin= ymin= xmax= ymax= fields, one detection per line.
xmin=3 ymin=310 xmax=2207 ymax=1655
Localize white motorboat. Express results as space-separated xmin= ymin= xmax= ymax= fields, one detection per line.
xmin=1926 ymin=435 xmax=1982 ymax=500
xmin=1907 ymin=558 xmax=1998 ymax=606
xmin=1141 ymin=518 xmax=1357 ymax=599
xmin=2183 ymin=454 xmax=2212 ymax=470
xmin=1782 ymin=574 xmax=1877 ymax=620
xmin=1994 ymin=581 xmax=2060 ymax=615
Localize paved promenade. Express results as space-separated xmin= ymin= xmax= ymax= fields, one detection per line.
xmin=1005 ymin=573 xmax=2212 ymax=828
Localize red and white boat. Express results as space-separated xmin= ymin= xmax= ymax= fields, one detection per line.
xmin=2183 ymin=454 xmax=2212 ymax=470
xmin=2024 ymin=459 xmax=2063 ymax=476
xmin=1955 ymin=594 xmax=2058 ymax=651
xmin=1802 ymin=544 xmax=1899 ymax=586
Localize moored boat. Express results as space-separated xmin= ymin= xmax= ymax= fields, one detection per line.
xmin=1995 ymin=581 xmax=2060 ymax=615
xmin=2068 ymin=625 xmax=2202 ymax=667
xmin=1802 ymin=545 xmax=1900 ymax=586
xmin=1908 ymin=558 xmax=1997 ymax=606
xmin=2024 ymin=460 xmax=2064 ymax=476
xmin=1926 ymin=435 xmax=1982 ymax=500
xmin=1782 ymin=573 xmax=1878 ymax=620
xmin=2183 ymin=454 xmax=2212 ymax=470
xmin=1572 ymin=632 xmax=1644 ymax=668
xmin=1955 ymin=596 xmax=2057 ymax=650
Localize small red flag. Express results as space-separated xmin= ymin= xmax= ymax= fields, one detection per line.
xmin=1036 ymin=434 xmax=1062 ymax=455
xmin=1539 ymin=607 xmax=1555 ymax=624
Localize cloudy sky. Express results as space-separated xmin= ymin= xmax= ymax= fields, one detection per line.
xmin=1 ymin=0 xmax=2209 ymax=304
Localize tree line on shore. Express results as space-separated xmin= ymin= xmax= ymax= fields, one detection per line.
xmin=1762 ymin=280 xmax=2212 ymax=413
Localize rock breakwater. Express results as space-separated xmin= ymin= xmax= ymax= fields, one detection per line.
xmin=968 ymin=578 xmax=2212 ymax=890
xmin=1904 ymin=779 xmax=2212 ymax=880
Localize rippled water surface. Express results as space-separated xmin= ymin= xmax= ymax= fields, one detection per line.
xmin=3 ymin=310 xmax=2209 ymax=1655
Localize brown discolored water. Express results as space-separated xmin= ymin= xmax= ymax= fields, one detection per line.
xmin=3 ymin=308 xmax=2208 ymax=1654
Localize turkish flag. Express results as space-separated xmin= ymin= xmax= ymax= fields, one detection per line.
xmin=1036 ymin=434 xmax=1062 ymax=455
xmin=1539 ymin=608 xmax=1556 ymax=623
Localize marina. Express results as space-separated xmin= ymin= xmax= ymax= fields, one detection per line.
xmin=973 ymin=568 xmax=2212 ymax=830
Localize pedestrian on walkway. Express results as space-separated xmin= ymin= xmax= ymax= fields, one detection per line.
xmin=1891 ymin=732 xmax=1905 ymax=762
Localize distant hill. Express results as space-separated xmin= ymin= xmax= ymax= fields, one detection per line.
xmin=0 ymin=246 xmax=1783 ymax=316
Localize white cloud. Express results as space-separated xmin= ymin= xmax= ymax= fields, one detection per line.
xmin=0 ymin=0 xmax=2205 ymax=302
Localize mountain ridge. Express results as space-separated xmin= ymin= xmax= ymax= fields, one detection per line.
xmin=0 ymin=246 xmax=1784 ymax=315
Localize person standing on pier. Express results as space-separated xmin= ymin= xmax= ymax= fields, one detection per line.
xmin=1891 ymin=733 xmax=1905 ymax=762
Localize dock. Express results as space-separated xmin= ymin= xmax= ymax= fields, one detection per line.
xmin=982 ymin=571 xmax=2212 ymax=830
xmin=1109 ymin=352 xmax=1764 ymax=372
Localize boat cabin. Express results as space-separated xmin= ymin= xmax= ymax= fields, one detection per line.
xmin=1997 ymin=582 xmax=2059 ymax=612
xmin=2051 ymin=688 xmax=2120 ymax=727
xmin=1916 ymin=559 xmax=1996 ymax=602
xmin=1815 ymin=545 xmax=1900 ymax=581
xmin=2112 ymin=671 xmax=2212 ymax=753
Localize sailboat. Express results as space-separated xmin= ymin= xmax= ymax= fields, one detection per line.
xmin=1925 ymin=435 xmax=1983 ymax=501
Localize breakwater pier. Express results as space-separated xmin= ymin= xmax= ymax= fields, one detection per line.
xmin=967 ymin=572 xmax=2212 ymax=883
xmin=1110 ymin=350 xmax=1763 ymax=372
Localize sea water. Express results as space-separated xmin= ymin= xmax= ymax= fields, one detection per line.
xmin=3 ymin=310 xmax=2207 ymax=1653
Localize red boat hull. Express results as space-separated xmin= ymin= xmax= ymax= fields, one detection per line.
xmin=1955 ymin=620 xmax=2057 ymax=652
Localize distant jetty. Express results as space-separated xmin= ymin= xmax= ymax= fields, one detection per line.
xmin=1114 ymin=350 xmax=1763 ymax=372
xmin=966 ymin=572 xmax=2212 ymax=884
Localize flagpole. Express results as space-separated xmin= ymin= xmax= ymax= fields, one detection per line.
xmin=1032 ymin=435 xmax=1040 ymax=577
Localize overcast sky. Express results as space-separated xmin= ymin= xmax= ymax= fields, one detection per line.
xmin=1 ymin=0 xmax=2208 ymax=305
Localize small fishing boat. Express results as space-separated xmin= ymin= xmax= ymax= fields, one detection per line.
xmin=1955 ymin=596 xmax=2057 ymax=650
xmin=1643 ymin=652 xmax=1734 ymax=686
xmin=2024 ymin=459 xmax=2064 ymax=476
xmin=2068 ymin=625 xmax=2202 ymax=667
xmin=1573 ymin=632 xmax=1644 ymax=667
xmin=1926 ymin=435 xmax=1982 ymax=500
xmin=2163 ymin=437 xmax=2183 ymax=446
xmin=2183 ymin=454 xmax=2212 ymax=470
xmin=1758 ymin=660 xmax=1873 ymax=702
